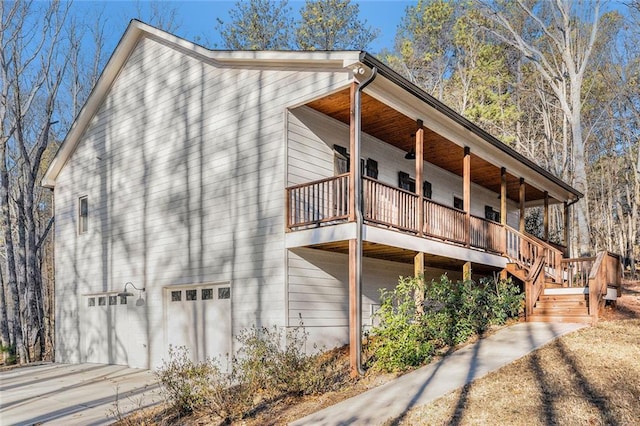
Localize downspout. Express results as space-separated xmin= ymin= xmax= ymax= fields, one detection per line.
xmin=354 ymin=66 xmax=377 ymax=375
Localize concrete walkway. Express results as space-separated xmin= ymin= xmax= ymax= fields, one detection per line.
xmin=0 ymin=363 xmax=163 ymax=425
xmin=292 ymin=322 xmax=586 ymax=425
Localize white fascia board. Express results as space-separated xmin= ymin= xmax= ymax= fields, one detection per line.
xmin=363 ymin=76 xmax=575 ymax=203
xmin=285 ymin=223 xmax=357 ymax=248
xmin=364 ymin=225 xmax=508 ymax=268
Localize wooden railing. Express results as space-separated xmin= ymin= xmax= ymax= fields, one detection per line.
xmin=525 ymin=255 xmax=546 ymax=318
xmin=286 ymin=174 xmax=349 ymax=229
xmin=561 ymin=257 xmax=595 ymax=288
xmin=505 ymin=225 xmax=563 ymax=283
xmin=423 ymin=199 xmax=467 ymax=244
xmin=363 ymin=178 xmax=418 ymax=231
xmin=588 ymin=252 xmax=623 ymax=323
xmin=470 ymin=215 xmax=505 ymax=253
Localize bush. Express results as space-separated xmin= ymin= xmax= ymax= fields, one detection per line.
xmin=371 ymin=274 xmax=524 ymax=372
xmin=369 ymin=276 xmax=436 ymax=371
xmin=156 ymin=321 xmax=345 ymax=421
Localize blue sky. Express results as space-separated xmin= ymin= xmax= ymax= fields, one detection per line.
xmin=71 ymin=0 xmax=414 ymax=54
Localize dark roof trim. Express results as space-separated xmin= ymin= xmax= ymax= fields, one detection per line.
xmin=360 ymin=52 xmax=582 ymax=200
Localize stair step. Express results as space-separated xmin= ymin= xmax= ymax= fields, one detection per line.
xmin=544 ymin=287 xmax=588 ymax=296
xmin=527 ymin=314 xmax=593 ymax=324
xmin=533 ymin=307 xmax=589 ymax=316
xmin=535 ymin=300 xmax=587 ymax=309
xmin=539 ymin=294 xmax=588 ymax=302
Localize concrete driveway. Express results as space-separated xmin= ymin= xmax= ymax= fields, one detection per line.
xmin=0 ymin=363 xmax=163 ymax=425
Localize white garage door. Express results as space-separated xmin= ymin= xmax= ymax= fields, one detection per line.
xmin=164 ymin=283 xmax=232 ymax=364
xmin=82 ymin=294 xmax=129 ymax=364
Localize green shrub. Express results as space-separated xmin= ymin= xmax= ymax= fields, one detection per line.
xmin=371 ymin=274 xmax=524 ymax=372
xmin=369 ymin=276 xmax=436 ymax=371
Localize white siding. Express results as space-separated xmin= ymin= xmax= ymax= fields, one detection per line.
xmin=54 ymin=36 xmax=351 ymax=367
xmin=286 ymin=106 xmax=520 ymax=226
xmin=287 ymin=248 xmax=455 ymax=349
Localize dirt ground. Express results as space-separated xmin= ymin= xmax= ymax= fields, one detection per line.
xmin=599 ymin=279 xmax=640 ymax=321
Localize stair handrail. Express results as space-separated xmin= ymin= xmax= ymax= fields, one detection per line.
xmin=504 ymin=225 xmax=564 ymax=283
xmin=525 ymin=253 xmax=546 ymax=319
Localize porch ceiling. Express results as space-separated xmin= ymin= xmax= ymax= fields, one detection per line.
xmin=307 ymin=88 xmax=547 ymax=203
xmin=307 ymin=241 xmax=501 ymax=274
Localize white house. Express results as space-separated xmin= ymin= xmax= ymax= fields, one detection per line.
xmin=44 ymin=21 xmax=618 ymax=373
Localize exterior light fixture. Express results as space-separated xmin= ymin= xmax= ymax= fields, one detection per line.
xmin=117 ymin=282 xmax=145 ymax=297
xmin=405 ymin=149 xmax=416 ymax=160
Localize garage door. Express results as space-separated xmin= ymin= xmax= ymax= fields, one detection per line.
xmin=164 ymin=283 xmax=231 ymax=364
xmin=82 ymin=294 xmax=129 ymax=364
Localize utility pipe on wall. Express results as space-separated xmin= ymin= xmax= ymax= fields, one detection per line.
xmin=353 ymin=66 xmax=377 ymax=375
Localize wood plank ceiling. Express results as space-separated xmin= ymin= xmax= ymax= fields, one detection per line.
xmin=307 ymin=88 xmax=547 ymax=203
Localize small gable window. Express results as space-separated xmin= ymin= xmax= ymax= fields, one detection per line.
xmin=78 ymin=196 xmax=88 ymax=234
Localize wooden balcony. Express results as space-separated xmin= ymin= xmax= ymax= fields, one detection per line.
xmin=287 ymin=175 xmax=507 ymax=254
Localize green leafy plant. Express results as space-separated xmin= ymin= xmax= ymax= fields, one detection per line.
xmin=371 ymin=274 xmax=524 ymax=372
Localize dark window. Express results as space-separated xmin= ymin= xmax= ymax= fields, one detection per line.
xmin=218 ymin=287 xmax=231 ymax=299
xmin=485 ymin=205 xmax=500 ymax=222
xmin=454 ymin=196 xmax=464 ymax=210
xmin=365 ymin=158 xmax=378 ymax=179
xmin=88 ymin=297 xmax=95 ymax=307
xmin=398 ymin=172 xmax=416 ymax=192
xmin=186 ymin=289 xmax=197 ymax=301
xmin=202 ymin=289 xmax=213 ymax=300
xmin=171 ymin=291 xmax=181 ymax=302
xmin=423 ymin=181 xmax=432 ymax=199
xmin=98 ymin=296 xmax=106 ymax=306
xmin=334 ymin=145 xmax=349 ymax=174
xmin=78 ymin=196 xmax=88 ymax=234
xmin=119 ymin=295 xmax=128 ymax=305
xmin=109 ymin=295 xmax=117 ymax=305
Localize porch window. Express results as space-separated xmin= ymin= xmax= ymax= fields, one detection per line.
xmin=334 ymin=145 xmax=349 ymax=174
xmin=485 ymin=205 xmax=500 ymax=222
xmin=398 ymin=172 xmax=415 ymax=192
xmin=423 ymin=181 xmax=432 ymax=199
xmin=454 ymin=196 xmax=464 ymax=210
xmin=365 ymin=158 xmax=378 ymax=179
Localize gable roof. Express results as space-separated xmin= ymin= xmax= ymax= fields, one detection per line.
xmin=42 ymin=20 xmax=581 ymax=203
xmin=41 ymin=20 xmax=362 ymax=188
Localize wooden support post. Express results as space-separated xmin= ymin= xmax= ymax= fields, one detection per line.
xmin=463 ymin=147 xmax=471 ymax=247
xmin=414 ymin=252 xmax=425 ymax=315
xmin=348 ymin=81 xmax=357 ymax=222
xmin=564 ymin=201 xmax=570 ymax=255
xmin=500 ymin=168 xmax=507 ymax=225
xmin=543 ymin=191 xmax=549 ymax=241
xmin=416 ymin=120 xmax=424 ymax=236
xmin=463 ymin=261 xmax=472 ymax=281
xmin=348 ymin=239 xmax=358 ymax=377
xmin=519 ymin=178 xmax=526 ymax=233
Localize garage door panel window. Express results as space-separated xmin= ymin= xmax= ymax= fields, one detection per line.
xmin=171 ymin=291 xmax=181 ymax=301
xmin=186 ymin=289 xmax=197 ymax=301
xmin=98 ymin=296 xmax=106 ymax=306
xmin=202 ymin=288 xmax=213 ymax=300
xmin=88 ymin=297 xmax=95 ymax=307
xmin=218 ymin=287 xmax=230 ymax=299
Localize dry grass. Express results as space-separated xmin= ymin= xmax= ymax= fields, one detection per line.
xmin=118 ymin=281 xmax=640 ymax=425
xmin=397 ymin=281 xmax=640 ymax=426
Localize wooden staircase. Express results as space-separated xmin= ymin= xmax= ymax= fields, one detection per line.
xmin=503 ymin=229 xmax=623 ymax=325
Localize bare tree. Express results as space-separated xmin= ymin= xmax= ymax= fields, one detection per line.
xmin=479 ymin=0 xmax=602 ymax=255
